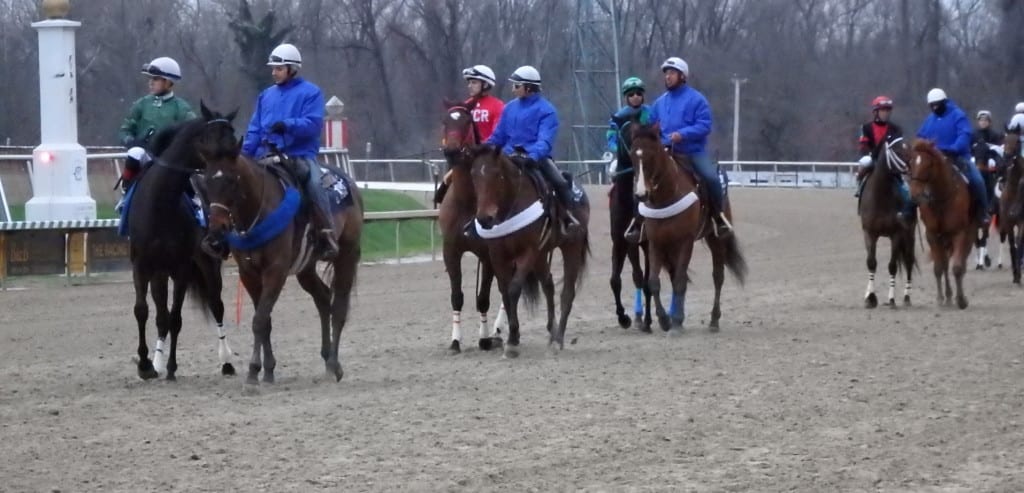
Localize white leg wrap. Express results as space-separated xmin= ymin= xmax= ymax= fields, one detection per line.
xmin=451 ymin=311 xmax=462 ymax=343
xmin=904 ymin=279 xmax=912 ymax=298
xmin=493 ymin=304 xmax=507 ymax=334
xmin=214 ymin=323 xmax=234 ymax=364
xmin=998 ymin=242 xmax=1006 ymax=267
xmin=478 ymin=312 xmax=489 ymax=339
xmin=887 ymin=275 xmax=896 ymax=302
xmin=865 ymin=273 xmax=875 ymax=298
xmin=153 ymin=338 xmax=167 ymax=374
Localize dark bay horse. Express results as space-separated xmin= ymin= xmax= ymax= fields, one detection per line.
xmin=999 ymin=128 xmax=1024 ymax=283
xmin=858 ymin=136 xmax=916 ymax=308
xmin=126 ymin=116 xmax=236 ymax=380
xmin=909 ymin=140 xmax=976 ymax=309
xmin=607 ymin=119 xmax=652 ymax=332
xmin=470 ymin=146 xmax=590 ymax=358
xmin=196 ymin=108 xmax=364 ymax=385
xmin=629 ymin=125 xmax=747 ymax=334
xmin=438 ymin=103 xmax=503 ymax=354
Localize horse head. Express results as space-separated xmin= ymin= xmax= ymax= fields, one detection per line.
xmin=628 ymin=123 xmax=665 ymax=203
xmin=470 ymin=145 xmax=520 ymax=229
xmin=442 ymin=100 xmax=479 ymax=159
xmin=1003 ymin=127 xmax=1024 ymax=220
xmin=196 ymin=101 xmax=241 ymax=165
xmin=909 ymin=139 xmax=949 ymax=206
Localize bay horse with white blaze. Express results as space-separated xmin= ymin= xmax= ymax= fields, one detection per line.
xmin=196 ymin=105 xmax=364 ymax=385
xmin=629 ymin=125 xmax=747 ymax=334
xmin=470 ymin=146 xmax=590 ymax=357
xmin=858 ymin=136 xmax=917 ymax=308
xmin=438 ymin=101 xmax=504 ymax=353
xmin=909 ymin=140 xmax=976 ymax=309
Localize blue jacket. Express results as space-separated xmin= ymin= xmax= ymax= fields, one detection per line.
xmin=606 ymin=104 xmax=653 ymax=154
xmin=650 ymin=84 xmax=712 ymax=156
xmin=242 ymin=77 xmax=324 ymax=159
xmin=485 ymin=93 xmax=558 ymax=161
xmin=916 ymin=100 xmax=972 ymax=158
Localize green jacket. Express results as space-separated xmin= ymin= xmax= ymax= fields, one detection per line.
xmin=118 ymin=93 xmax=196 ymax=147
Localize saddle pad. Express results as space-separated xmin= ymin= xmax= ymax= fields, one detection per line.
xmin=321 ymin=167 xmax=355 ymax=212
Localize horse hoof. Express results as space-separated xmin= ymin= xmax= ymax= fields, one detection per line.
xmin=479 ymin=337 xmax=502 ymax=351
xmin=708 ymin=320 xmax=720 ymax=333
xmin=165 ymin=373 xmax=176 ymax=382
xmin=657 ymin=315 xmax=671 ymax=332
xmin=548 ymin=342 xmax=562 ymax=355
xmin=864 ymin=292 xmax=878 ymax=309
xmin=326 ymin=362 xmax=344 ymax=382
xmin=138 ymin=368 xmax=159 ymax=380
xmin=241 ymin=382 xmax=261 ymax=395
xmin=503 ymin=345 xmax=520 ymax=359
xmin=975 ymin=264 xmax=983 ymax=271
xmin=903 ymin=296 xmax=911 ymax=307
xmin=637 ymin=321 xmax=652 ymax=334
xmin=221 ymin=363 xmax=236 ymax=376
xmin=617 ymin=313 xmax=631 ymax=329
xmin=448 ymin=340 xmax=462 ymax=355
xmin=262 ymin=373 xmax=275 ymax=384
xmin=887 ymin=298 xmax=897 ymax=308
xmin=957 ymin=297 xmax=968 ymax=310
xmin=667 ymin=327 xmax=684 ymax=338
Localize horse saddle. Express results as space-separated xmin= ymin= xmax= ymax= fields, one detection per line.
xmin=669 ymin=154 xmax=728 ymax=204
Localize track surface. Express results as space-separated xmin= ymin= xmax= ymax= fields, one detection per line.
xmin=2 ymin=188 xmax=1023 ymax=491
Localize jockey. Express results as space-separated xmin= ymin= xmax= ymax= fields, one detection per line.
xmin=917 ymin=88 xmax=989 ymax=225
xmin=973 ymin=109 xmax=1002 ymax=180
xmin=433 ymin=64 xmax=505 ymax=205
xmin=117 ymin=56 xmax=196 ymax=195
xmin=649 ymin=56 xmax=731 ymax=237
xmin=484 ymin=65 xmax=580 ymax=231
xmin=855 ymin=96 xmax=905 ymax=186
xmin=241 ymin=43 xmax=338 ymax=260
xmin=606 ymin=76 xmax=653 ymax=160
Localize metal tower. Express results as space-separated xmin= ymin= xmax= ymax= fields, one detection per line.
xmin=569 ymin=0 xmax=620 ymax=179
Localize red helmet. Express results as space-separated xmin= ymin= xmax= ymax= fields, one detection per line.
xmin=872 ymin=96 xmax=894 ymax=111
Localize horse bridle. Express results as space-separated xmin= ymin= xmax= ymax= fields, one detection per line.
xmin=445 ymin=106 xmax=481 ymax=157
xmin=203 ymin=118 xmax=266 ymax=238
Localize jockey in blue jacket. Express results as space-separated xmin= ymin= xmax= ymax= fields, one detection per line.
xmin=241 ymin=43 xmax=337 ymax=260
xmin=649 ymin=57 xmax=731 ymax=237
xmin=485 ymin=65 xmax=579 ymax=230
xmin=916 ymin=88 xmax=989 ymax=225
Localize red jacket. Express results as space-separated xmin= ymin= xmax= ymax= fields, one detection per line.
xmin=466 ymin=94 xmax=504 ymax=142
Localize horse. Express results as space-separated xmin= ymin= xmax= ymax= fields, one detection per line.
xmin=970 ymin=139 xmax=1001 ymax=269
xmin=195 ymin=104 xmax=364 ymax=385
xmin=125 ymin=115 xmax=236 ymax=380
xmin=908 ymin=140 xmax=976 ymax=309
xmin=469 ymin=146 xmax=590 ymax=357
xmin=438 ymin=101 xmax=504 ymax=353
xmin=607 ymin=118 xmax=653 ymax=332
xmin=998 ymin=127 xmax=1024 ymax=283
xmin=628 ymin=124 xmax=747 ymax=334
xmin=858 ymin=136 xmax=917 ymax=308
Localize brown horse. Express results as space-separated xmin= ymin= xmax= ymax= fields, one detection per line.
xmin=196 ymin=112 xmax=364 ymax=385
xmin=999 ymin=127 xmax=1024 ymax=283
xmin=470 ymin=146 xmax=590 ymax=357
xmin=629 ymin=125 xmax=747 ymax=334
xmin=909 ymin=140 xmax=976 ymax=309
xmin=858 ymin=136 xmax=917 ymax=308
xmin=438 ymin=102 xmax=503 ymax=353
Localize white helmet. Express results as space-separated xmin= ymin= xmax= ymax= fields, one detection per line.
xmin=141 ymin=57 xmax=182 ymax=81
xmin=661 ymin=57 xmax=689 ymax=77
xmin=462 ymin=65 xmax=497 ymax=88
xmin=509 ymin=65 xmax=542 ymax=86
xmin=977 ymin=110 xmax=992 ymax=120
xmin=926 ymin=88 xmax=948 ymax=104
xmin=1015 ymin=102 xmax=1024 ymax=114
xmin=1009 ymin=113 xmax=1024 ymax=132
xmin=267 ymin=43 xmax=302 ymax=67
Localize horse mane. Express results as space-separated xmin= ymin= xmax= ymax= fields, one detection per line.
xmin=912 ymin=139 xmax=944 ymax=164
xmin=631 ymin=125 xmax=661 ymax=145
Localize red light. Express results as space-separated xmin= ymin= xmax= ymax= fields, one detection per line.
xmin=39 ymin=151 xmax=54 ymax=164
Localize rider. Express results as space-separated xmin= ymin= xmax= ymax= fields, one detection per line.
xmin=116 ymin=57 xmax=196 ymax=195
xmin=484 ymin=65 xmax=580 ymax=231
xmin=916 ymin=88 xmax=989 ymax=225
xmin=649 ymin=56 xmax=731 ymax=237
xmin=854 ymin=96 xmax=914 ymax=221
xmin=607 ymin=77 xmax=653 ymax=243
xmin=241 ymin=43 xmax=338 ymax=260
xmin=434 ymin=64 xmax=505 ymax=205
xmin=973 ymin=110 xmax=1002 ymax=210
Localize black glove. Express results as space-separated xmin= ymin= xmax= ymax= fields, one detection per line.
xmin=270 ymin=121 xmax=287 ymax=134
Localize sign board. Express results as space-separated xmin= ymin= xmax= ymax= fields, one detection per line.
xmin=3 ymin=230 xmax=66 ymax=276
xmin=86 ymin=228 xmax=130 ymax=273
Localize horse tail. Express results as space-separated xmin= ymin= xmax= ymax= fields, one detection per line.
xmin=718 ymin=234 xmax=748 ymax=285
xmin=576 ymin=228 xmax=591 ymax=291
xmin=186 ymin=258 xmax=217 ymax=321
xmin=520 ymin=271 xmax=541 ymax=313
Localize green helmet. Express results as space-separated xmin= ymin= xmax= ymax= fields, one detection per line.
xmin=621 ymin=77 xmax=645 ymax=95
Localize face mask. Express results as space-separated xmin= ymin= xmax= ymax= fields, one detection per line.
xmin=931 ymin=101 xmax=947 ymax=116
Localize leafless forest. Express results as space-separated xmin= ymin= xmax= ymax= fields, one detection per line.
xmin=1 ymin=0 xmax=1022 ymax=161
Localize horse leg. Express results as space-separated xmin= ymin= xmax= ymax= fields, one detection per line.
xmin=296 ymin=267 xmax=333 ymax=375
xmin=493 ymin=261 xmax=522 ymax=359
xmin=902 ymin=233 xmax=914 ymax=306
xmin=706 ymin=236 xmax=725 ymax=331
xmin=646 ymin=248 xmax=669 ymax=332
xmin=196 ymin=255 xmax=235 ymax=376
xmin=974 ymin=227 xmax=985 ymax=270
xmin=443 ymin=245 xmax=465 ymax=354
xmin=164 ymin=276 xmax=188 ymax=381
xmin=667 ymin=241 xmax=695 ymax=337
xmin=132 ymin=269 xmax=157 ymax=380
xmin=325 ymin=248 xmax=360 ymax=382
xmin=475 ymin=259 xmax=502 ymax=350
xmin=540 ymin=267 xmax=557 ymax=346
xmin=953 ymin=232 xmax=970 ymax=310
xmin=886 ymin=238 xmax=899 ymax=308
xmin=640 ymin=242 xmax=653 ymax=331
xmin=609 ymin=236 xmax=631 ymax=328
xmin=553 ymin=240 xmax=586 ymax=351
xmin=998 ymin=230 xmax=1007 ymax=269
xmin=1010 ymin=227 xmax=1021 ymax=284
xmin=151 ymin=274 xmax=170 ymax=376
xmin=863 ymin=232 xmax=879 ymax=309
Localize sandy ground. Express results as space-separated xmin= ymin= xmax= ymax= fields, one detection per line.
xmin=2 ymin=187 xmax=1023 ymax=492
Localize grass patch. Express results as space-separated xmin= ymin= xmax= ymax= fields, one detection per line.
xmin=7 ymin=203 xmax=118 ymax=221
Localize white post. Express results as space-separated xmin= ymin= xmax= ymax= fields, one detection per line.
xmin=731 ymin=75 xmax=747 ymax=177
xmin=25 ymin=2 xmax=96 ymax=222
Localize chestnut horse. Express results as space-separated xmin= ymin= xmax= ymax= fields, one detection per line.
xmin=629 ymin=125 xmax=747 ymax=334
xmin=438 ymin=102 xmax=504 ymax=353
xmin=470 ymin=146 xmax=590 ymax=358
xmin=999 ymin=127 xmax=1024 ymax=282
xmin=858 ymin=136 xmax=917 ymax=308
xmin=196 ymin=111 xmax=364 ymax=385
xmin=908 ymin=140 xmax=976 ymax=309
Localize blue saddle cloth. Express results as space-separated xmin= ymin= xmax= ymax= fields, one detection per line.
xmin=118 ymin=183 xmax=205 ymax=237
xmin=320 ymin=166 xmax=355 ymax=213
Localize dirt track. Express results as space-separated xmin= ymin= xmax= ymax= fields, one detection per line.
xmin=2 ymin=187 xmax=1023 ymax=492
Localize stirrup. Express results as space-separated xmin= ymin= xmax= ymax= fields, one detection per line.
xmin=712 ymin=213 xmax=733 ymax=237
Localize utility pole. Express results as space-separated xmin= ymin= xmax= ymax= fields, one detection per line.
xmin=731 ymin=75 xmax=748 ymax=174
